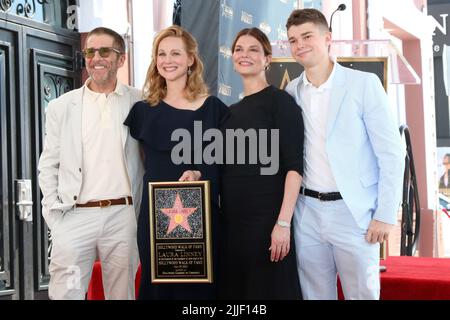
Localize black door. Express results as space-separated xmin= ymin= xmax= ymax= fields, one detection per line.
xmin=0 ymin=17 xmax=81 ymax=300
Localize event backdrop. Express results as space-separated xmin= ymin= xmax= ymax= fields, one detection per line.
xmin=181 ymin=0 xmax=327 ymax=105
xmin=217 ymin=0 xmax=298 ymax=105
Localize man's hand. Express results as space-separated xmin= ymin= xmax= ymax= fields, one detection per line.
xmin=365 ymin=219 xmax=394 ymax=244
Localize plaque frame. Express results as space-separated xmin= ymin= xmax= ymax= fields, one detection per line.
xmin=148 ymin=180 xmax=213 ymax=283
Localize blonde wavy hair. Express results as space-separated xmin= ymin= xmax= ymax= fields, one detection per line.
xmin=143 ymin=25 xmax=208 ymax=106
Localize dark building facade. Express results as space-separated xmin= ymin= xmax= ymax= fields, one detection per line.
xmin=1 ymin=0 xmax=81 ymax=300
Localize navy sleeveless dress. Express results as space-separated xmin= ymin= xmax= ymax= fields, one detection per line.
xmin=124 ymin=96 xmax=228 ymax=299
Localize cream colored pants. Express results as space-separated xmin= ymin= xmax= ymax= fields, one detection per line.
xmin=48 ymin=204 xmax=139 ymax=300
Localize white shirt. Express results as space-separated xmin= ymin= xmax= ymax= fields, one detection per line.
xmin=78 ymin=80 xmax=132 ymax=203
xmin=298 ymin=62 xmax=338 ymax=192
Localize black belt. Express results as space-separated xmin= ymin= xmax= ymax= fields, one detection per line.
xmin=300 ymin=187 xmax=342 ymax=201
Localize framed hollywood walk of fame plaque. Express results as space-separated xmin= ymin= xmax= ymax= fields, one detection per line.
xmin=149 ymin=181 xmax=213 ymax=283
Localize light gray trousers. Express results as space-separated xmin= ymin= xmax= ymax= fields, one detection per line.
xmin=293 ymin=195 xmax=380 ymax=300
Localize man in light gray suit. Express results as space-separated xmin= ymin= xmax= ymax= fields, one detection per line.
xmin=285 ymin=9 xmax=405 ymax=300
xmin=38 ymin=27 xmax=144 ymax=300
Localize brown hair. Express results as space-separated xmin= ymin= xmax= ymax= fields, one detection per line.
xmin=86 ymin=27 xmax=125 ymax=53
xmin=143 ymin=25 xmax=208 ymax=106
xmin=286 ymin=8 xmax=329 ymax=32
xmin=231 ymin=27 xmax=272 ymax=56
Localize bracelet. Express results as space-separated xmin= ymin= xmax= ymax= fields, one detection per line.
xmin=276 ymin=220 xmax=291 ymax=228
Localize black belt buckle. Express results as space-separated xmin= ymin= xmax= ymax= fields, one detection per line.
xmin=319 ymin=192 xmax=335 ymax=201
xmin=317 ymin=192 xmax=331 ymax=201
xmin=321 ymin=191 xmax=341 ymax=201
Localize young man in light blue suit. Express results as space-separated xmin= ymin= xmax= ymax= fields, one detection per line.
xmin=285 ymin=9 xmax=405 ymax=300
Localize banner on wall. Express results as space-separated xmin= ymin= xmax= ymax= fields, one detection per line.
xmin=444 ymin=45 xmax=449 ymax=96
xmin=429 ymin=3 xmax=450 ymax=145
xmin=429 ymin=3 xmax=450 ymax=58
xmin=218 ymin=0 xmax=298 ymax=105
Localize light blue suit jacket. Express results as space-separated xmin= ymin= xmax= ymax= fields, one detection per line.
xmin=286 ymin=63 xmax=406 ymax=229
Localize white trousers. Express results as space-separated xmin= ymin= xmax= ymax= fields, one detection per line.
xmin=293 ymin=195 xmax=380 ymax=300
xmin=48 ymin=204 xmax=139 ymax=300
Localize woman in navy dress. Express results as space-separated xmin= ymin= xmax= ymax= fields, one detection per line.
xmin=124 ymin=25 xmax=227 ymax=299
xmin=219 ymin=28 xmax=304 ymax=299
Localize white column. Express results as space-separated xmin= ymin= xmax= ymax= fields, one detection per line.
xmin=131 ymin=0 xmax=154 ymax=89
xmin=78 ymin=0 xmax=128 ymax=34
xmin=131 ymin=0 xmax=174 ymax=89
xmin=322 ymin=0 xmax=353 ymax=40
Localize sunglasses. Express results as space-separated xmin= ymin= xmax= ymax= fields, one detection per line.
xmin=82 ymin=47 xmax=123 ymax=58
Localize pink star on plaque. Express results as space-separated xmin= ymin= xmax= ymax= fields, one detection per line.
xmin=160 ymin=193 xmax=197 ymax=235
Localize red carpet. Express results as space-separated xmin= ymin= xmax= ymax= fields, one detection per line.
xmin=88 ymin=256 xmax=450 ymax=300
xmin=338 ymin=256 xmax=450 ymax=300
xmin=87 ymin=263 xmax=141 ymax=300
xmin=377 ymin=256 xmax=450 ymax=300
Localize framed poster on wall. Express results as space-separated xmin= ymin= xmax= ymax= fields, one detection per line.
xmin=267 ymin=56 xmax=388 ymax=92
xmin=338 ymin=57 xmax=388 ymax=91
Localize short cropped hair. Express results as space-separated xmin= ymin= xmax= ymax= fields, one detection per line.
xmin=86 ymin=27 xmax=125 ymax=53
xmin=286 ymin=8 xmax=329 ymax=32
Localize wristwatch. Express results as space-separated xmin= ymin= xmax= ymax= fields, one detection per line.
xmin=276 ymin=220 xmax=291 ymax=228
